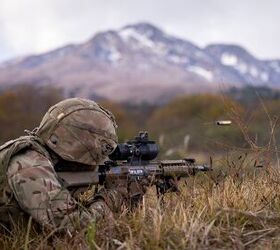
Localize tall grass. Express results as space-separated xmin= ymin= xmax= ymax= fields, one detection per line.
xmin=1 ymin=94 xmax=280 ymax=249
xmin=1 ymin=153 xmax=280 ymax=249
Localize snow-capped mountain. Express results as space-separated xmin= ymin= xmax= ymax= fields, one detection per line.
xmin=0 ymin=22 xmax=279 ymax=103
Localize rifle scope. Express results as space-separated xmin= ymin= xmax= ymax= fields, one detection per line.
xmin=109 ymin=131 xmax=159 ymax=163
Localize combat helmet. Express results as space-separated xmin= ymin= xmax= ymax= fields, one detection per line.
xmin=35 ymin=98 xmax=118 ymax=165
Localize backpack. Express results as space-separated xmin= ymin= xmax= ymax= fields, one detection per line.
xmin=0 ymin=136 xmax=50 ymax=228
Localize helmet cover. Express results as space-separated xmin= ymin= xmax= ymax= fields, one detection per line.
xmin=36 ymin=98 xmax=118 ymax=165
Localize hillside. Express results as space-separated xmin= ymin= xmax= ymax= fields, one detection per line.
xmin=0 ymin=23 xmax=280 ymax=103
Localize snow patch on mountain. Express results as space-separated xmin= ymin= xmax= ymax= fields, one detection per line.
xmin=221 ymin=53 xmax=238 ymax=66
xmin=188 ymin=66 xmax=213 ymax=81
xmin=120 ymin=28 xmax=154 ymax=48
xmin=260 ymin=72 xmax=269 ymax=82
xmin=0 ymin=22 xmax=280 ymax=104
xmin=167 ymin=55 xmax=188 ymax=64
xmin=234 ymin=62 xmax=248 ymax=74
xmin=249 ymin=66 xmax=259 ymax=77
xmin=108 ymin=49 xmax=122 ymax=62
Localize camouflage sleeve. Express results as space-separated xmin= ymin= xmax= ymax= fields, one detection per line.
xmin=6 ymin=149 xmax=111 ymax=232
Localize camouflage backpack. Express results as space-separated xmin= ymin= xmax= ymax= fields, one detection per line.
xmin=0 ymin=135 xmax=50 ymax=226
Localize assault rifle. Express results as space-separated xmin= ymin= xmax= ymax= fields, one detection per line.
xmin=57 ymin=132 xmax=211 ymax=195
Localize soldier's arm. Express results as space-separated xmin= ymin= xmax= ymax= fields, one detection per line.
xmin=6 ymin=149 xmax=112 ymax=232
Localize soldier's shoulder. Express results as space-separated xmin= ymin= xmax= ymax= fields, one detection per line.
xmin=0 ymin=135 xmax=37 ymax=151
xmin=0 ymin=135 xmax=51 ymax=173
xmin=8 ymin=149 xmax=54 ymax=176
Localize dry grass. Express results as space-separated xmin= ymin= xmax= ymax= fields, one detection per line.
xmin=1 ymin=152 xmax=280 ymax=249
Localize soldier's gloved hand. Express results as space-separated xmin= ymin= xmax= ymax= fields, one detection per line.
xmin=103 ymin=176 xmax=148 ymax=209
xmin=105 ymin=176 xmax=148 ymax=197
xmin=128 ymin=179 xmax=149 ymax=198
xmin=127 ymin=178 xmax=149 ymax=208
xmin=104 ymin=176 xmax=129 ymax=197
xmin=156 ymin=177 xmax=179 ymax=195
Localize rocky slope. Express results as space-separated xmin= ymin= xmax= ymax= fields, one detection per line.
xmin=0 ymin=22 xmax=279 ymax=103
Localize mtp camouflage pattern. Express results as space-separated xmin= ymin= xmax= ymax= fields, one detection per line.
xmin=36 ymin=98 xmax=118 ymax=166
xmin=0 ymin=98 xmax=126 ymax=233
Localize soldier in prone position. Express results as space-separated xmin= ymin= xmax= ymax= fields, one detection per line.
xmin=0 ymin=98 xmax=145 ymax=233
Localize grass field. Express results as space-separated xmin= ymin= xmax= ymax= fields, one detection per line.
xmin=1 ymin=151 xmax=280 ymax=249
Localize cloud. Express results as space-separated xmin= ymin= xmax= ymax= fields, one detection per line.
xmin=0 ymin=0 xmax=279 ymax=61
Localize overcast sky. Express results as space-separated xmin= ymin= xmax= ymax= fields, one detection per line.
xmin=0 ymin=0 xmax=279 ymax=62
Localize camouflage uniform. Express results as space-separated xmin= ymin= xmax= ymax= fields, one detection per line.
xmin=0 ymin=98 xmax=128 ymax=233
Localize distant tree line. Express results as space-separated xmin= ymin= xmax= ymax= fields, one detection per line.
xmin=0 ymin=85 xmax=279 ymax=157
xmin=0 ymin=85 xmax=63 ymax=142
xmin=226 ymin=85 xmax=280 ymax=107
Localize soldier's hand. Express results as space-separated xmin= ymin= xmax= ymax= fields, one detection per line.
xmin=104 ymin=176 xmax=148 ymax=201
xmin=104 ymin=176 xmax=128 ymax=197
xmin=128 ymin=178 xmax=148 ymax=198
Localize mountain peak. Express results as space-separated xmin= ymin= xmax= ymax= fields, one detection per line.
xmin=119 ymin=22 xmax=165 ymax=43
xmin=122 ymin=22 xmax=163 ymax=34
xmin=0 ymin=22 xmax=279 ymax=104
